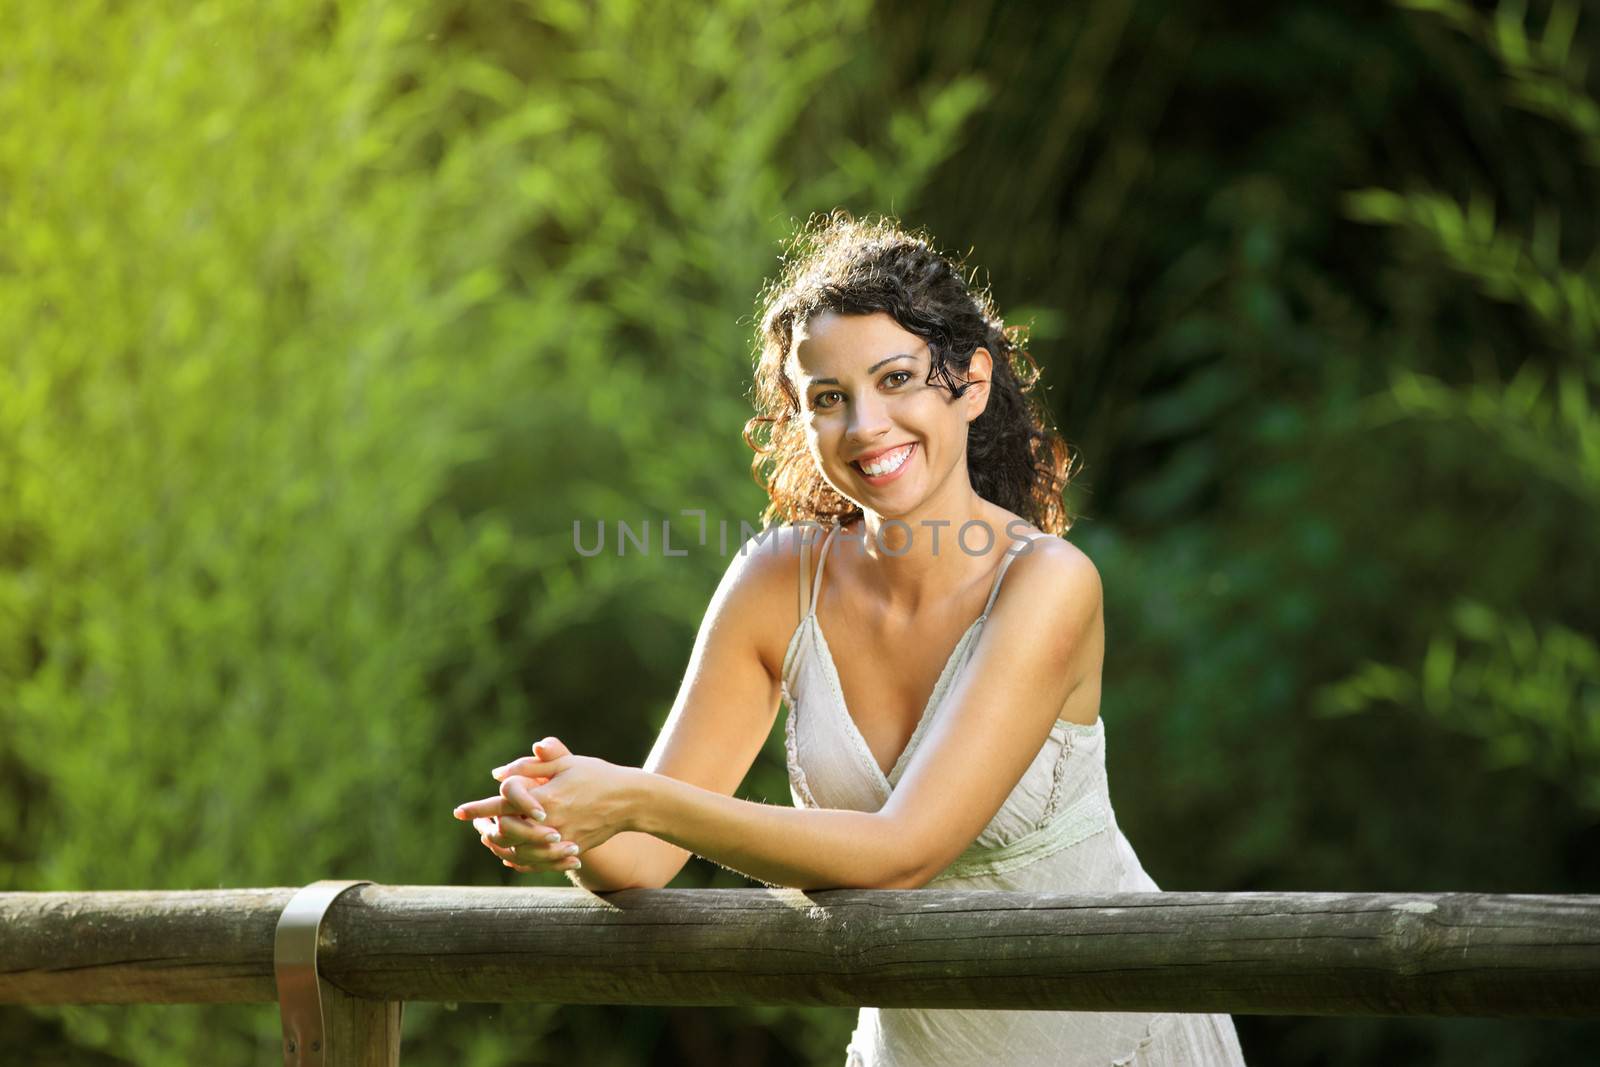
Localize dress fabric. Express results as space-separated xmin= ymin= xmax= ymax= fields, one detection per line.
xmin=780 ymin=524 xmax=1248 ymax=1067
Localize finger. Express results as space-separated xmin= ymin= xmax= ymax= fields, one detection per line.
xmin=500 ymin=852 xmax=582 ymax=874
xmin=533 ymin=737 xmax=571 ymax=760
xmin=493 ymin=814 xmax=564 ymax=848
xmin=481 ymin=830 xmax=578 ymax=871
xmin=455 ymin=795 xmax=513 ymax=820
xmin=483 ymin=837 xmax=543 ymax=866
xmin=488 ymin=770 xmax=552 ymax=788
xmin=475 ymin=816 xmax=519 ymax=850
xmin=477 ymin=813 xmax=565 ymax=853
xmin=491 ymin=755 xmax=567 ymax=781
xmin=481 ymin=833 xmax=518 ymax=860
xmin=504 ymin=854 xmax=582 ymax=873
xmin=454 ymin=776 xmax=551 ymax=820
xmin=499 ymin=777 xmax=547 ymax=821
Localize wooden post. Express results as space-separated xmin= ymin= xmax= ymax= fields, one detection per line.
xmin=318 ymin=981 xmax=402 ymax=1067
xmin=274 ymin=881 xmax=404 ymax=1066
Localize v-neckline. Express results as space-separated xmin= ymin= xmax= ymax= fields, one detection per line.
xmin=806 ymin=610 xmax=987 ymax=792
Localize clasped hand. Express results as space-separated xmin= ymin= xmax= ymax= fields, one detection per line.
xmin=453 ymin=737 xmax=640 ymax=874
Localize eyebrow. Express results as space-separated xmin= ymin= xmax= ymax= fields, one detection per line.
xmin=809 ymin=352 xmax=918 ymax=388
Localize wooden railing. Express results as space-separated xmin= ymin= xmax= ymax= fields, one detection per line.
xmin=3 ymin=886 xmax=1597 ymax=1065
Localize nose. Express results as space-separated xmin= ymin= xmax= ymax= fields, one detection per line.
xmin=844 ymin=390 xmax=893 ymax=446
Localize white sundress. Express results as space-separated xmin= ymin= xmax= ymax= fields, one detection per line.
xmin=779 ymin=523 xmax=1249 ymax=1066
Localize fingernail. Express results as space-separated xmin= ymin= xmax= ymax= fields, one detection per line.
xmin=532 ymin=811 xmax=546 ymax=822
xmin=491 ymin=766 xmax=507 ymax=778
xmin=544 ymin=832 xmax=561 ymax=844
xmin=567 ymin=859 xmax=582 ymax=870
xmin=563 ymin=843 xmax=580 ymax=856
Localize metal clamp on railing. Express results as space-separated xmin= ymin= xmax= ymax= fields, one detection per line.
xmin=274 ymin=879 xmax=372 ymax=1066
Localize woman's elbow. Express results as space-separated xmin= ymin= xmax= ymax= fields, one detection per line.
xmin=804 ymin=854 xmax=921 ymax=890
xmin=878 ymin=865 xmax=938 ymax=890
xmin=870 ymin=822 xmax=941 ymax=889
xmin=873 ymin=850 xmax=940 ymax=889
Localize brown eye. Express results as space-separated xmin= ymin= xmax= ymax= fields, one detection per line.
xmin=812 ymin=391 xmax=843 ymax=410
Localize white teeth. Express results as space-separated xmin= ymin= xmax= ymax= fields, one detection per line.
xmin=859 ymin=444 xmax=912 ymax=477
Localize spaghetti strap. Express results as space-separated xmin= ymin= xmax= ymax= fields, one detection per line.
xmin=979 ymin=534 xmax=1030 ymax=617
xmin=810 ymin=523 xmax=839 ymax=617
xmin=798 ymin=526 xmax=812 ymax=621
xmin=796 ymin=522 xmax=839 ymax=620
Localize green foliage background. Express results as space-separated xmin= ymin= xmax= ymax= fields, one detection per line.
xmin=1 ymin=0 xmax=1595 ymax=1063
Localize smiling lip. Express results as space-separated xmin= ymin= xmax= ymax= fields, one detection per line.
xmin=852 ymin=442 xmax=915 ymax=464
xmin=851 ymin=442 xmax=916 ymax=486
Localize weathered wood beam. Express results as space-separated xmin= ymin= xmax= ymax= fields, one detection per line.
xmin=2 ymin=888 xmax=1595 ymax=1017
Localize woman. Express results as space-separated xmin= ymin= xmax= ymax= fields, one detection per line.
xmin=454 ymin=213 xmax=1248 ymax=1065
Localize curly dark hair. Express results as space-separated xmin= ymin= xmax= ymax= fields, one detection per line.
xmin=743 ymin=211 xmax=1079 ymax=535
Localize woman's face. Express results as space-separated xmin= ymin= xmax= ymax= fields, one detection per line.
xmin=788 ymin=310 xmax=990 ymax=519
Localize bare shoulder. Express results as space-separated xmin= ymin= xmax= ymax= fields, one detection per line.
xmin=993 ymin=534 xmax=1104 ymax=633
xmin=707 ymin=523 xmax=826 ymax=679
xmin=976 ymin=535 xmax=1104 ymax=707
xmin=719 ymin=522 xmax=822 ymax=602
xmin=1011 ymin=534 xmax=1102 ymax=593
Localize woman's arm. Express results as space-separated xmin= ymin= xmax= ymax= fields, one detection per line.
xmin=494 ymin=539 xmax=1103 ymax=891
xmin=630 ymin=776 xmax=910 ymax=889
xmin=562 ymin=831 xmax=651 ymax=892
xmin=550 ymin=526 xmax=816 ymax=890
xmin=879 ymin=540 xmax=1103 ymax=887
xmin=478 ymin=755 xmax=913 ymax=889
xmin=633 ymin=537 xmax=1095 ymax=888
xmin=648 ymin=540 xmax=1101 ymax=889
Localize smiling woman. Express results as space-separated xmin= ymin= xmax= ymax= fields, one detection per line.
xmin=455 ymin=212 xmax=1248 ymax=1066
xmin=744 ymin=212 xmax=1074 ymax=536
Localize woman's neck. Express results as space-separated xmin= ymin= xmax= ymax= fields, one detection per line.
xmin=844 ymin=493 xmax=1009 ymax=618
